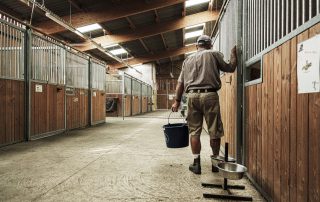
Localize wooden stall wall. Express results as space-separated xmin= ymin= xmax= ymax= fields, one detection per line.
xmin=142 ymin=96 xmax=148 ymax=113
xmin=156 ymin=78 xmax=177 ymax=109
xmin=92 ymin=90 xmax=106 ymax=124
xmin=245 ymin=23 xmax=320 ymax=202
xmin=219 ymin=72 xmax=237 ymax=158
xmin=132 ymin=96 xmax=140 ymax=115
xmin=31 ymin=83 xmax=65 ymax=138
xmin=66 ymin=88 xmax=89 ymax=130
xmin=0 ymin=79 xmax=25 ymax=145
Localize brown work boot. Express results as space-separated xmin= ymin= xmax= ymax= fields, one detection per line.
xmin=189 ymin=157 xmax=201 ymax=174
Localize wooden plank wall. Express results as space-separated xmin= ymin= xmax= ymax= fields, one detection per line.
xmin=0 ymin=79 xmax=24 ymax=145
xmin=124 ymin=95 xmax=132 ymax=116
xmin=132 ymin=96 xmax=140 ymax=115
xmin=142 ymin=96 xmax=148 ymax=113
xmin=66 ymin=88 xmax=89 ymax=130
xmin=31 ymin=83 xmax=65 ymax=137
xmin=156 ymin=78 xmax=177 ymax=109
xmin=92 ymin=90 xmax=106 ymax=123
xmin=219 ymin=71 xmax=237 ymax=158
xmin=245 ymin=23 xmax=320 ymax=202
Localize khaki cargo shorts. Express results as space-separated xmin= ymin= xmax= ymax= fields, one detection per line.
xmin=186 ymin=92 xmax=224 ymax=139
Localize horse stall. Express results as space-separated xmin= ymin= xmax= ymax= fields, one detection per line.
xmin=0 ymin=16 xmax=25 ymax=145
xmin=91 ymin=60 xmax=106 ymax=125
xmin=141 ymin=85 xmax=148 ymax=113
xmin=105 ymin=74 xmax=123 ymax=117
xmin=65 ymin=51 xmax=89 ymax=130
xmin=131 ymin=79 xmax=141 ymax=115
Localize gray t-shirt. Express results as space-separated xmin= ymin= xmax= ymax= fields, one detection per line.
xmin=178 ymin=49 xmax=236 ymax=92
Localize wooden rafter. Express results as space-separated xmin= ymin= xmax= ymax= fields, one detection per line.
xmin=109 ymin=44 xmax=196 ymax=69
xmin=34 ymin=0 xmax=187 ymax=34
xmin=77 ymin=10 xmax=218 ymax=51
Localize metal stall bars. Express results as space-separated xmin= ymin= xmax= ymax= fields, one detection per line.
xmin=212 ymin=0 xmax=240 ymax=160
xmin=30 ymin=32 xmax=66 ymax=139
xmin=0 ymin=14 xmax=26 ymax=145
xmin=124 ymin=74 xmax=132 ymax=117
xmin=105 ymin=74 xmax=123 ymax=117
xmin=244 ymin=0 xmax=320 ymax=64
xmin=65 ymin=50 xmax=89 ymax=130
xmin=90 ymin=59 xmax=106 ymax=125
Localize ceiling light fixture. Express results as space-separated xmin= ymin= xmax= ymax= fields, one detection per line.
xmin=76 ymin=23 xmax=102 ymax=33
xmin=185 ymin=30 xmax=204 ymax=39
xmin=185 ymin=23 xmax=205 ymax=30
xmin=185 ymin=0 xmax=210 ymax=8
xmin=110 ymin=48 xmax=128 ymax=55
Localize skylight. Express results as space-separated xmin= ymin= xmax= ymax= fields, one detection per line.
xmin=76 ymin=23 xmax=102 ymax=33
xmin=110 ymin=48 xmax=128 ymax=55
xmin=185 ymin=23 xmax=205 ymax=30
xmin=185 ymin=0 xmax=210 ymax=8
xmin=185 ymin=30 xmax=204 ymax=39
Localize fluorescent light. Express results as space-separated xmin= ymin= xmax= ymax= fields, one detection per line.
xmin=45 ymin=12 xmax=75 ymax=33
xmin=76 ymin=23 xmax=102 ymax=33
xmin=185 ymin=23 xmax=205 ymax=30
xmin=110 ymin=48 xmax=128 ymax=55
xmin=185 ymin=30 xmax=203 ymax=39
xmin=185 ymin=0 xmax=210 ymax=7
xmin=103 ymin=44 xmax=120 ymax=49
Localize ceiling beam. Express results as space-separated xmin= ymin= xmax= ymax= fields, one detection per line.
xmin=68 ymin=0 xmax=87 ymax=12
xmin=78 ymin=10 xmax=218 ymax=51
xmin=109 ymin=45 xmax=196 ymax=69
xmin=126 ymin=17 xmax=136 ymax=30
xmin=34 ymin=0 xmax=187 ymax=35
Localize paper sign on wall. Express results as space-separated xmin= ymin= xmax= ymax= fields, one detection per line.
xmin=297 ymin=34 xmax=320 ymax=94
xmin=35 ymin=84 xmax=43 ymax=93
xmin=168 ymin=94 xmax=174 ymax=100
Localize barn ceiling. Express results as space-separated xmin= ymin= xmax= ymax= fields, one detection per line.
xmin=0 ymin=0 xmax=223 ymax=69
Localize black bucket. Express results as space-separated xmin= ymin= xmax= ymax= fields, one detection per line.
xmin=163 ymin=112 xmax=189 ymax=148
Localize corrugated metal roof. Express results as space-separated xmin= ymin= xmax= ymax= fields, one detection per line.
xmin=157 ymin=4 xmax=183 ymax=23
xmin=122 ymin=40 xmax=149 ymax=56
xmin=163 ymin=29 xmax=183 ymax=49
xmin=100 ymin=18 xmax=130 ymax=34
xmin=186 ymin=3 xmax=209 ymax=15
xmin=128 ymin=10 xmax=155 ymax=28
xmin=142 ymin=35 xmax=165 ymax=53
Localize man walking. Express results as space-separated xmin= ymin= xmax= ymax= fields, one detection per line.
xmin=171 ymin=35 xmax=237 ymax=174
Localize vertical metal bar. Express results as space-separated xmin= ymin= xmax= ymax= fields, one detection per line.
xmin=318 ymin=0 xmax=320 ymax=14
xmin=302 ymin=0 xmax=305 ymax=23
xmin=309 ymin=0 xmax=312 ymax=19
xmin=297 ymin=0 xmax=300 ymax=28
xmin=25 ymin=28 xmax=32 ymax=141
xmin=277 ymin=0 xmax=280 ymax=40
xmin=0 ymin=20 xmax=2 ymax=77
xmin=253 ymin=0 xmax=256 ymax=56
xmin=273 ymin=0 xmax=276 ymax=43
xmin=88 ymin=58 xmax=92 ymax=126
xmin=282 ymin=0 xmax=285 ymax=38
xmin=130 ymin=77 xmax=133 ymax=116
xmin=122 ymin=74 xmax=125 ymax=119
xmin=291 ymin=0 xmax=294 ymax=31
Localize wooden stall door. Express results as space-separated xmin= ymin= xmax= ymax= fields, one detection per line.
xmin=92 ymin=90 xmax=106 ymax=124
xmin=0 ymin=79 xmax=25 ymax=145
xmin=31 ymin=83 xmax=65 ymax=138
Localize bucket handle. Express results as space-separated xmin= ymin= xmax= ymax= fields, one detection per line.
xmin=168 ymin=111 xmax=186 ymax=125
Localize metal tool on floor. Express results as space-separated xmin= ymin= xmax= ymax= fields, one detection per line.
xmin=202 ymin=142 xmax=253 ymax=201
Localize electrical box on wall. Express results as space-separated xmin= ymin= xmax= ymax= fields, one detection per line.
xmin=297 ymin=34 xmax=320 ymax=94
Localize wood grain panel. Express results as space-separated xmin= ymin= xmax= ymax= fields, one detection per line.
xmin=0 ymin=79 xmax=24 ymax=145
xmin=256 ymin=84 xmax=262 ymax=186
xmin=289 ymin=36 xmax=298 ymax=202
xmin=280 ymin=40 xmax=291 ymax=202
xmin=273 ymin=46 xmax=282 ymax=202
xmin=296 ymin=30 xmax=309 ymax=202
xmin=308 ymin=23 xmax=320 ymax=202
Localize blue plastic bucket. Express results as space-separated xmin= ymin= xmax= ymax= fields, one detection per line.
xmin=163 ymin=112 xmax=189 ymax=148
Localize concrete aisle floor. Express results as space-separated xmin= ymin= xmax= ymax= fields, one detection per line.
xmin=0 ymin=111 xmax=265 ymax=202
